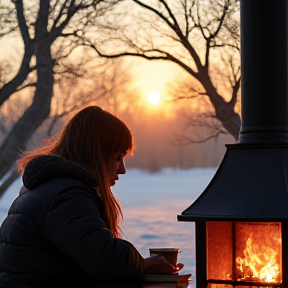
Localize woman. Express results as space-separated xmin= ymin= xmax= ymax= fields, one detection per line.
xmin=0 ymin=106 xmax=181 ymax=287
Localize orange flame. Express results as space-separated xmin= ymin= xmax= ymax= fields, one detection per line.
xmin=236 ymin=233 xmax=281 ymax=282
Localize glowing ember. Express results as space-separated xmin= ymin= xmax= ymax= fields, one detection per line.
xmin=236 ymin=233 xmax=281 ymax=282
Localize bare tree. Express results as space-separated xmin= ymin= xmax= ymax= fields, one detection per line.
xmin=0 ymin=0 xmax=121 ymax=181
xmin=48 ymin=57 xmax=137 ymax=136
xmin=84 ymin=0 xmax=241 ymax=141
xmin=0 ymin=56 xmax=137 ymax=198
xmin=168 ymin=73 xmax=238 ymax=144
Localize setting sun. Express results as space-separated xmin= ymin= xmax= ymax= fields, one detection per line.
xmin=148 ymin=91 xmax=161 ymax=105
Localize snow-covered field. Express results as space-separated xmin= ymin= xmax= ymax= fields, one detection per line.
xmin=0 ymin=168 xmax=216 ymax=277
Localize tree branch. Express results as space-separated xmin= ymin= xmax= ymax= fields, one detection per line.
xmin=14 ymin=0 xmax=31 ymax=46
xmin=173 ymin=129 xmax=227 ymax=145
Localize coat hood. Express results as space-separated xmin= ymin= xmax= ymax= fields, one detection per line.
xmin=22 ymin=155 xmax=96 ymax=190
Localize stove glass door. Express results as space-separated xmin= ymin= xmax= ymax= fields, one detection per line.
xmin=206 ymin=221 xmax=282 ymax=287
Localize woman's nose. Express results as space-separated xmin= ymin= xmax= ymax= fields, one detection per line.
xmin=118 ymin=160 xmax=126 ymax=174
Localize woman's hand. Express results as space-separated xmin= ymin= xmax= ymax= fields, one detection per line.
xmin=144 ymin=256 xmax=184 ymax=274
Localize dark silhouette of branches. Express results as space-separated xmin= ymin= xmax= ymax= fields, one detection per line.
xmin=84 ymin=0 xmax=241 ymax=141
xmin=0 ymin=0 xmax=122 ymax=191
xmin=174 ymin=129 xmax=227 ymax=145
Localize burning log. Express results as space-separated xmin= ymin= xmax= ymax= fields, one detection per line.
xmin=236 ymin=233 xmax=281 ymax=283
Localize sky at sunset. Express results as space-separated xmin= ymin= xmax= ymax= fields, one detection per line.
xmin=130 ymin=58 xmax=183 ymax=106
xmin=0 ymin=35 xmax=184 ymax=118
xmin=0 ymin=0 xmax=239 ymax=173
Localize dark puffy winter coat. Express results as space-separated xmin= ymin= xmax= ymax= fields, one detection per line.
xmin=0 ymin=156 xmax=144 ymax=288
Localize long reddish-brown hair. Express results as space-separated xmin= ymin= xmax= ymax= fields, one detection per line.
xmin=18 ymin=106 xmax=134 ymax=238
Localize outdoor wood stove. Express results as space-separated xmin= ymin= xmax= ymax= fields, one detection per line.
xmin=177 ymin=0 xmax=288 ymax=287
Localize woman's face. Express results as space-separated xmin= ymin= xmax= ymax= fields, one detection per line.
xmin=107 ymin=152 xmax=127 ymax=187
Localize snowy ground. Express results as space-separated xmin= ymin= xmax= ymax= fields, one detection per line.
xmin=0 ymin=167 xmax=216 ymax=277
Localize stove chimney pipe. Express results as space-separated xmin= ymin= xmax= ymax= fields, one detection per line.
xmin=239 ymin=0 xmax=288 ymax=143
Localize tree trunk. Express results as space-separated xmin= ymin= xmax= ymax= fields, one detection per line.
xmin=0 ymin=48 xmax=33 ymax=106
xmin=199 ymin=72 xmax=241 ymax=141
xmin=0 ymin=43 xmax=54 ymax=185
xmin=215 ymin=104 xmax=241 ymax=141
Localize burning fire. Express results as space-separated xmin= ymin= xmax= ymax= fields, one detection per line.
xmin=236 ymin=233 xmax=281 ymax=282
